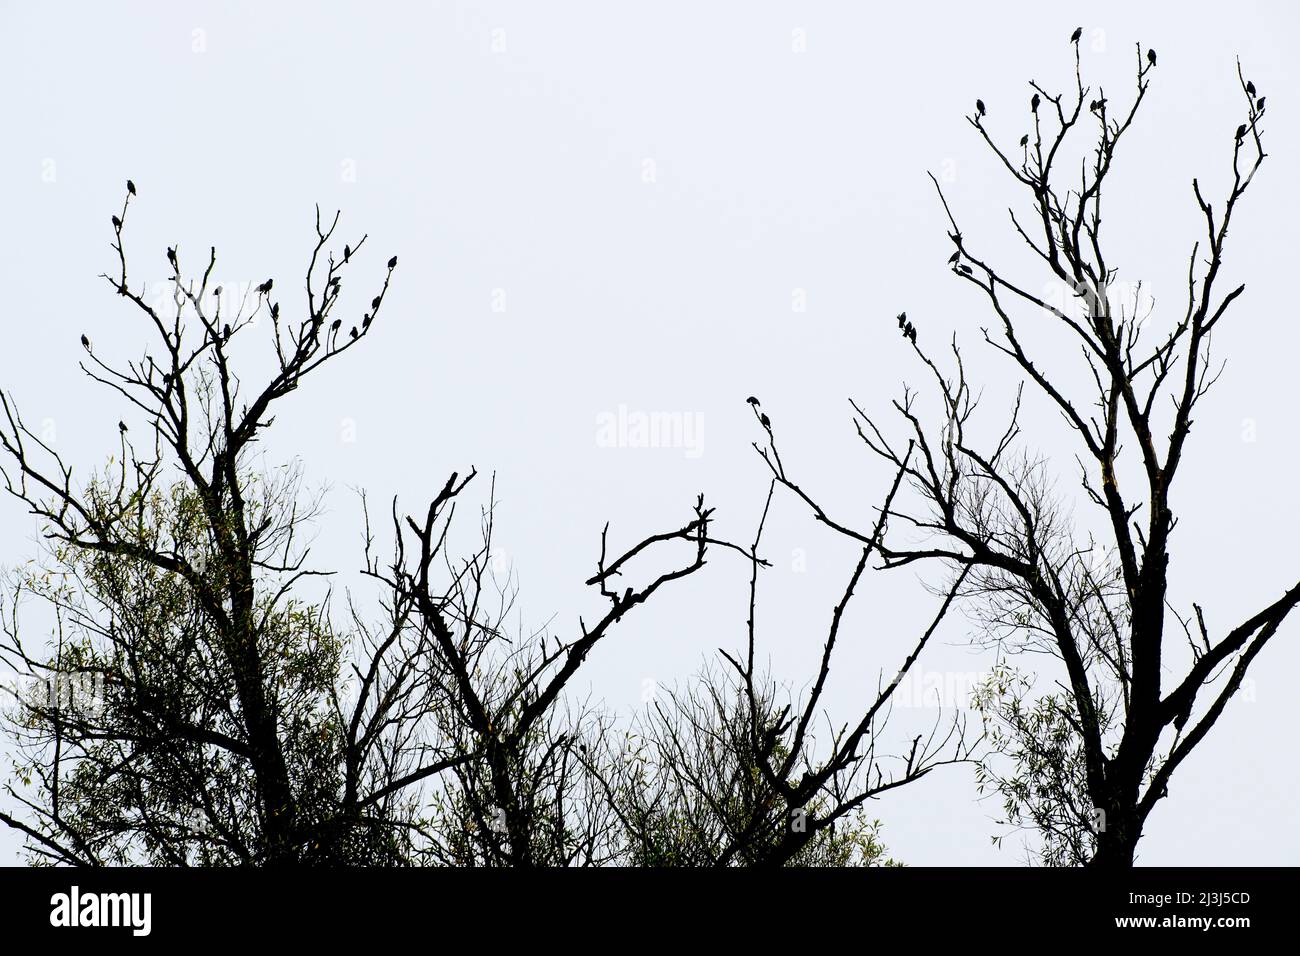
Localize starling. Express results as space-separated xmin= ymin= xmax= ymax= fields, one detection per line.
xmin=362 ymin=313 xmax=372 ymax=329
xmin=343 ymin=244 xmax=351 ymax=261
xmin=1246 ymin=80 xmax=1256 ymax=96
xmin=330 ymin=318 xmax=342 ymax=332
xmin=746 ymin=396 xmax=760 ymax=405
xmin=948 ymin=251 xmax=961 ymax=265
xmin=1020 ymin=134 xmax=1029 ymax=147
xmin=1147 ymin=49 xmax=1157 ymax=67
xmin=371 ymin=296 xmax=381 ymax=310
xmin=118 ymin=421 xmax=128 ymax=434
xmin=111 ymin=215 xmax=121 ymax=229
xmin=1070 ymin=27 xmax=1082 ymax=43
xmin=222 ymin=323 xmax=231 ymax=341
xmin=1031 ymin=92 xmax=1041 ymax=112
xmin=270 ymin=302 xmax=279 ymax=319
xmin=897 ymin=311 xmax=907 ymax=328
xmin=388 ymin=256 xmax=398 ymax=269
xmin=975 ymin=99 xmax=986 ymax=117
xmin=959 ymin=264 xmax=973 ymax=275
xmin=80 ymin=334 xmax=90 ymax=349
xmin=349 ymin=327 xmax=358 ymax=340
xmin=760 ymin=412 xmax=771 ymax=429
xmin=1235 ymin=124 xmax=1247 ymax=141
xmin=257 ymin=278 xmax=273 ymax=294
xmin=126 ymin=179 xmax=136 ymax=196
xmin=167 ymin=246 xmax=177 ymax=267
xmin=1257 ymin=96 xmax=1266 ymax=111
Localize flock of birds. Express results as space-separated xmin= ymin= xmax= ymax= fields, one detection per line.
xmin=81 ymin=180 xmax=408 ymax=441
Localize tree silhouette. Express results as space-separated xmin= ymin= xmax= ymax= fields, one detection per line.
xmin=0 ymin=189 xmax=723 ymax=865
xmin=785 ymin=43 xmax=1285 ymax=866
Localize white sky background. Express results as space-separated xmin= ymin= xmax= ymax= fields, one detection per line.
xmin=1 ymin=0 xmax=1297 ymax=865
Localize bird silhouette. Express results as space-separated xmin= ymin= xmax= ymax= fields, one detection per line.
xmin=371 ymin=296 xmax=381 ymax=310
xmin=1019 ymin=134 xmax=1029 ymax=147
xmin=1070 ymin=27 xmax=1082 ymax=43
xmin=270 ymin=302 xmax=279 ymax=319
xmin=958 ymin=264 xmax=973 ymax=276
xmin=760 ymin=412 xmax=771 ymax=429
xmin=80 ymin=334 xmax=90 ymax=350
xmin=257 ymin=278 xmax=273 ymax=295
xmin=1257 ymin=96 xmax=1266 ymax=111
xmin=214 ymin=285 xmax=222 ymax=296
xmin=330 ymin=319 xmax=342 ymax=332
xmin=349 ymin=327 xmax=358 ymax=340
xmin=222 ymin=323 xmax=231 ymax=341
xmin=948 ymin=251 xmax=961 ymax=265
xmin=1089 ymin=98 xmax=1107 ymax=113
xmin=388 ymin=256 xmax=398 ymax=269
xmin=1031 ymin=93 xmax=1041 ymax=112
xmin=343 ymin=244 xmax=351 ymax=262
xmin=897 ymin=312 xmax=907 ymax=329
xmin=1147 ymin=49 xmax=1157 ymax=67
xmin=111 ymin=215 xmax=121 ymax=229
xmin=746 ymin=396 xmax=760 ymax=405
xmin=166 ymin=247 xmax=177 ymax=268
xmin=1235 ymin=124 xmax=1248 ymax=141
xmin=126 ymin=179 xmax=136 ymax=196
xmin=362 ymin=313 xmax=372 ymax=329
xmin=975 ymin=99 xmax=986 ymax=117
xmin=1246 ymin=80 xmax=1256 ymax=97
xmin=118 ymin=421 xmax=128 ymax=434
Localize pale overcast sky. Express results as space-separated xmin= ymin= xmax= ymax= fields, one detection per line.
xmin=1 ymin=0 xmax=1297 ymax=865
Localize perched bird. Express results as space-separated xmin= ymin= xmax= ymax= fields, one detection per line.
xmin=257 ymin=278 xmax=273 ymax=294
xmin=1031 ymin=92 xmax=1041 ymax=112
xmin=118 ymin=421 xmax=128 ymax=434
xmin=214 ymin=285 xmax=222 ymax=296
xmin=760 ymin=412 xmax=771 ymax=429
xmin=906 ymin=324 xmax=917 ymax=344
xmin=222 ymin=323 xmax=231 ymax=341
xmin=1089 ymin=98 xmax=1107 ymax=113
xmin=362 ymin=313 xmax=372 ymax=329
xmin=1147 ymin=49 xmax=1157 ymax=67
xmin=349 ymin=326 xmax=358 ymax=340
xmin=1257 ymin=96 xmax=1266 ymax=111
xmin=111 ymin=215 xmax=121 ymax=229
xmin=975 ymin=98 xmax=986 ymax=117
xmin=387 ymin=256 xmax=398 ymax=269
xmin=80 ymin=334 xmax=90 ymax=350
xmin=1070 ymin=26 xmax=1082 ymax=43
xmin=166 ymin=246 xmax=177 ymax=268
xmin=330 ymin=318 xmax=342 ymax=332
xmin=270 ymin=302 xmax=279 ymax=319
xmin=746 ymin=396 xmax=760 ymax=406
xmin=1019 ymin=134 xmax=1029 ymax=147
xmin=126 ymin=179 xmax=136 ymax=196
xmin=1235 ymin=124 xmax=1248 ymax=141
xmin=343 ymin=244 xmax=351 ymax=262
xmin=958 ymin=264 xmax=973 ymax=276
xmin=371 ymin=296 xmax=381 ymax=310
xmin=1246 ymin=80 xmax=1256 ymax=97
xmin=948 ymin=251 xmax=961 ymax=265
xmin=897 ymin=311 xmax=907 ymax=329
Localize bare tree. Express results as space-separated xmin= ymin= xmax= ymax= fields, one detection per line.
xmin=603 ymin=413 xmax=978 ymax=867
xmin=0 ymin=188 xmax=502 ymax=863
xmin=797 ymin=39 xmax=1285 ymax=865
xmin=357 ymin=477 xmax=731 ymax=866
